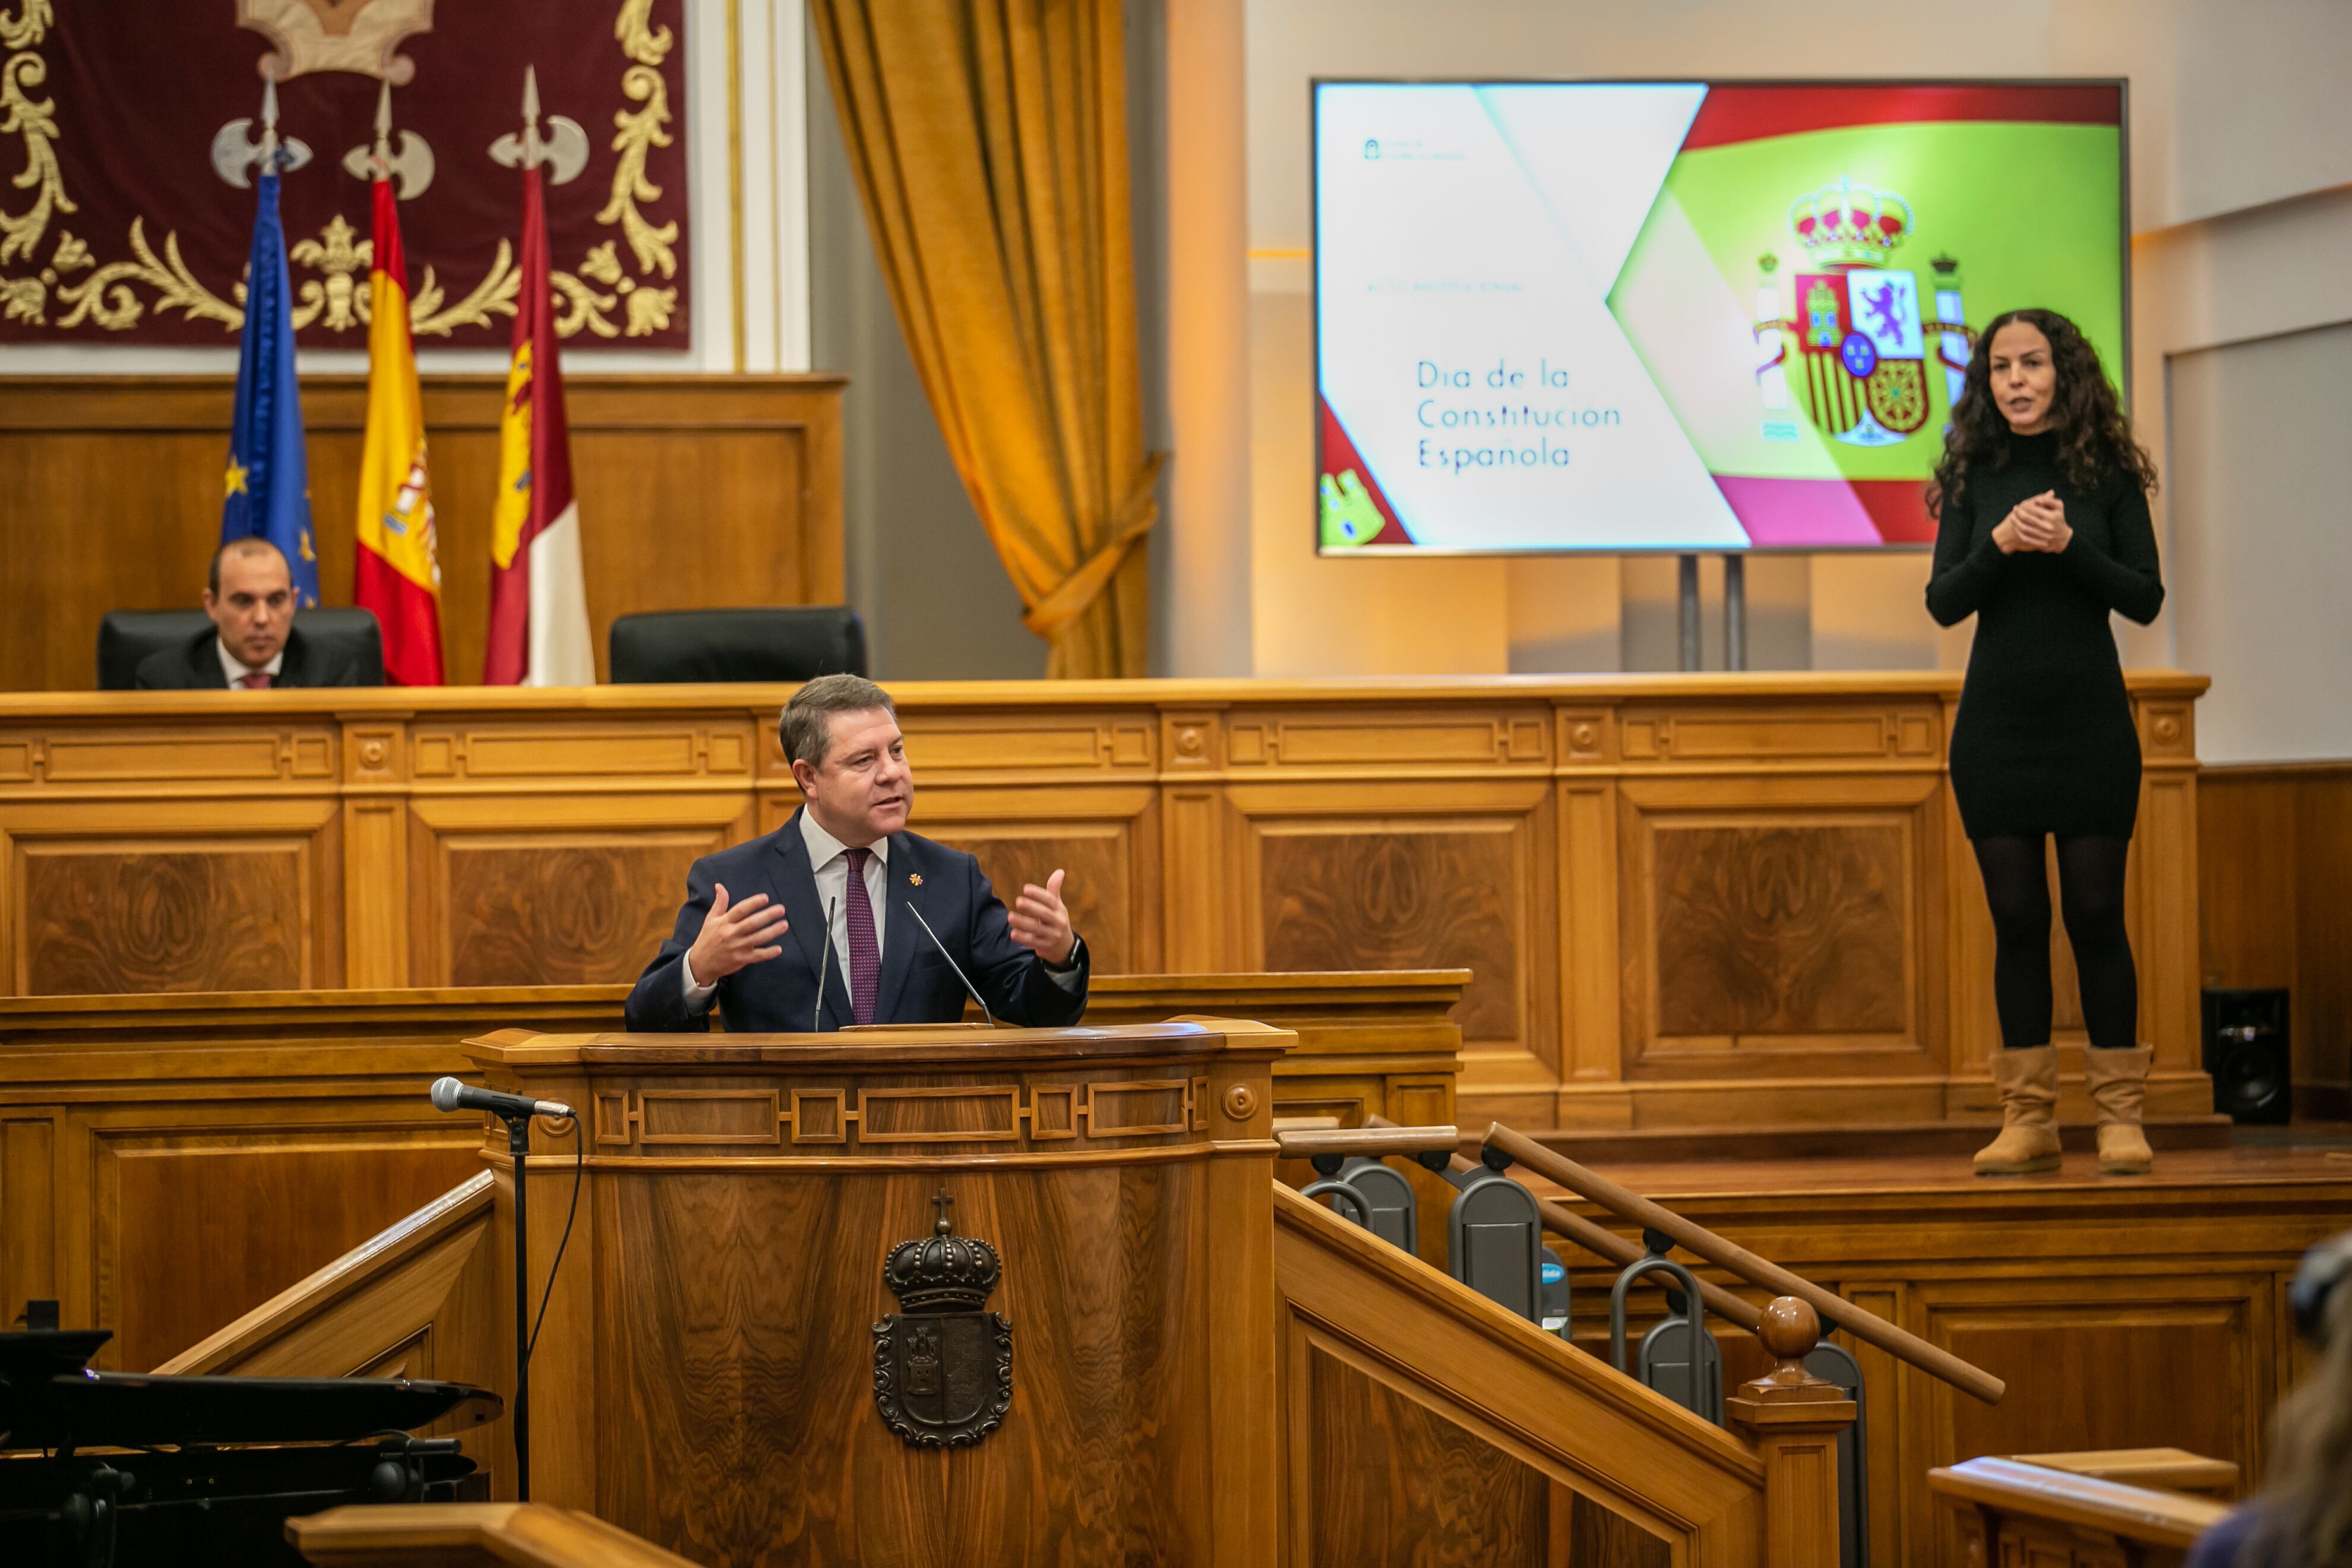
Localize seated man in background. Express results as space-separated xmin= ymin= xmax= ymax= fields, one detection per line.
xmin=135 ymin=538 xmax=365 ymax=689
xmin=625 ymin=674 xmax=1089 ymax=1033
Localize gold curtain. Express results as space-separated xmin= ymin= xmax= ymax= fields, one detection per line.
xmin=811 ymin=0 xmax=1162 ymax=679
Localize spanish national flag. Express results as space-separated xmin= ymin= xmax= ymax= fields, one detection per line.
xmin=352 ymin=173 xmax=444 ymax=685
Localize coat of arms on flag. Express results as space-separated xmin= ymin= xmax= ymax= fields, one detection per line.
xmin=1764 ymin=176 xmax=1971 ymax=449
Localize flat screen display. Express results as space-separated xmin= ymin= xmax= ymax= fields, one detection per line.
xmin=1313 ymin=80 xmax=2127 ymax=553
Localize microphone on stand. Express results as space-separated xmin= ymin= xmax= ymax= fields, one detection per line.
xmin=811 ymin=895 xmax=838 ymax=1032
xmin=906 ymin=904 xmax=995 ymax=1028
xmin=429 ymin=1076 xmax=573 ymax=1122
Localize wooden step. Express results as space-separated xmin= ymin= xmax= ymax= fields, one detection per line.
xmin=1469 ymin=1115 xmax=2240 ymax=1166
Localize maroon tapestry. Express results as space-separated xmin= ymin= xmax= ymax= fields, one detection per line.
xmin=0 ymin=0 xmax=691 ymax=349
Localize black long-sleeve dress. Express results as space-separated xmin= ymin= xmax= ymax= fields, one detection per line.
xmin=1926 ymin=429 xmax=2165 ymax=840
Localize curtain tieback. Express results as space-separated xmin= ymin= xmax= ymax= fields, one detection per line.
xmin=1020 ymin=452 xmax=1168 ymax=638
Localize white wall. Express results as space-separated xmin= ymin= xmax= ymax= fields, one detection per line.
xmin=1231 ymin=0 xmax=2352 ymax=747
xmin=0 ymin=0 xmax=808 ymax=377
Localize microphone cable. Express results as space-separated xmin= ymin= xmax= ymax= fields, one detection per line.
xmin=522 ymin=1115 xmax=585 ymax=1376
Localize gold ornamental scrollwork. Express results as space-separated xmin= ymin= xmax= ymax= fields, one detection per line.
xmin=0 ymin=48 xmax=68 ymax=266
xmin=0 ymin=1 xmax=684 ymax=342
xmin=54 ymin=218 xmax=240 ymax=331
xmin=598 ymin=62 xmax=676 ymax=280
xmin=0 ymin=1 xmax=52 ymax=52
xmin=614 ymin=0 xmax=673 ymax=67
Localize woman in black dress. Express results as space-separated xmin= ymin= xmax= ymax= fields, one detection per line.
xmin=1926 ymin=307 xmax=2164 ymax=1177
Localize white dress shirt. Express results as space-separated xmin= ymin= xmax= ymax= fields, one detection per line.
xmin=216 ymin=638 xmax=286 ymax=687
xmin=684 ymin=811 xmax=884 ymax=1011
xmin=680 ymin=810 xmax=1080 ymax=1014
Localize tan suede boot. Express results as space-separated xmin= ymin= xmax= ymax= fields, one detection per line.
xmin=1974 ymin=1045 xmax=2062 ymax=1175
xmin=2084 ymin=1045 xmax=2154 ymax=1175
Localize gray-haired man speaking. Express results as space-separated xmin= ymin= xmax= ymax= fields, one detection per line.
xmin=623 ymin=675 xmax=1087 ymax=1033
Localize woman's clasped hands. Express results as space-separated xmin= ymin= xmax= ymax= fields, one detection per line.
xmin=1992 ymin=490 xmax=2073 ymax=554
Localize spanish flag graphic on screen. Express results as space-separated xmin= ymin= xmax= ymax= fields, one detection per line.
xmin=353 ymin=175 xmax=444 ymax=685
xmin=1314 ymin=83 xmax=2124 ymax=552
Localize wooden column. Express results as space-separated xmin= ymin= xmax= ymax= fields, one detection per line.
xmin=1723 ymin=1298 xmax=1857 ymax=1568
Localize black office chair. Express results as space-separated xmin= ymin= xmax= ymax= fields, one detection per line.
xmin=607 ymin=607 xmax=868 ymax=684
xmin=96 ymin=608 xmax=387 ymax=690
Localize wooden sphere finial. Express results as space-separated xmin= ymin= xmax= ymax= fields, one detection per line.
xmin=1758 ymin=1295 xmax=1820 ymax=1361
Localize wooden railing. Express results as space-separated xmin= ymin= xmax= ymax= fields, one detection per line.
xmin=1929 ymin=1456 xmax=2231 ymax=1566
xmin=1274 ymin=1180 xmax=1783 ymax=1565
xmin=290 ymin=1503 xmax=698 ymax=1566
xmin=1484 ymin=1124 xmax=2007 ymax=1405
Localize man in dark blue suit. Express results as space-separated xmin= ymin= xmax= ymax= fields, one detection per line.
xmin=624 ymin=675 xmax=1088 ymax=1033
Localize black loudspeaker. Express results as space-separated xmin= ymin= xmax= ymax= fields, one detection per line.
xmin=2202 ymin=988 xmax=2291 ymax=1124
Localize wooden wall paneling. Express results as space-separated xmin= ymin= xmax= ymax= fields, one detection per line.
xmin=1273 ymin=1184 xmax=1760 ymax=1564
xmin=0 ymin=675 xmax=2215 ymax=1127
xmin=1554 ymin=707 xmax=1626 ymax=1128
xmin=1231 ymin=777 xmax=1561 ymax=1115
xmin=1839 ymin=1283 xmax=1911 ymax=1568
xmin=0 ymin=1115 xmax=57 ymax=1311
xmin=2137 ymin=697 xmax=2204 ymax=1075
xmin=1159 ymin=710 xmax=1241 ymax=973
xmin=1615 ymin=773 xmax=1943 ymax=1086
xmin=2198 ymin=762 xmax=2352 ymax=1115
xmin=2291 ymin=768 xmax=2352 ymax=1114
xmin=84 ymin=1109 xmax=483 ymax=1371
xmin=2 ymin=795 xmax=343 ymax=996
xmin=1304 ymin=1331 xmax=1551 ymax=1566
xmin=0 ymin=376 xmax=845 ymax=693
xmin=912 ymin=788 xmax=1163 ymax=976
xmin=2198 ymin=770 xmax=2300 ymax=992
xmin=1908 ymin=1270 xmax=2275 ymax=1568
xmin=406 ymin=792 xmax=754 ymax=988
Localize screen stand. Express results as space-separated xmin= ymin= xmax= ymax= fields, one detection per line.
xmin=1677 ymin=555 xmax=1700 ymax=671
xmin=1723 ymin=554 xmax=1747 ymax=672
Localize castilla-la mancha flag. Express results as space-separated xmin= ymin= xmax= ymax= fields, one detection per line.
xmin=353 ymin=176 xmax=444 ymax=685
xmin=484 ymin=160 xmax=593 ymax=686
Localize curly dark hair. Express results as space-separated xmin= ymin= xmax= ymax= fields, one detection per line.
xmin=1926 ymin=307 xmax=2156 ymax=520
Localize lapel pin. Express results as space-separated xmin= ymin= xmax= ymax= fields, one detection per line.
xmin=908 ymin=873 xmax=924 ymax=887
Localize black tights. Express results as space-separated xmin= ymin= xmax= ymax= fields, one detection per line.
xmin=1972 ymin=833 xmax=2138 ymax=1052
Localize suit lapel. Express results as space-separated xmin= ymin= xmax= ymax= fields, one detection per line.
xmin=870 ymin=832 xmax=925 ymax=1025
xmin=277 ymin=628 xmax=307 ymax=688
xmin=772 ymin=811 xmax=852 ymax=1030
xmin=190 ymin=633 xmax=229 ymax=688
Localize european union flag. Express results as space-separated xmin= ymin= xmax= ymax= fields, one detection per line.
xmin=221 ymin=170 xmax=319 ymax=608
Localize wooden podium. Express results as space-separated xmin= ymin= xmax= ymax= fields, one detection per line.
xmin=466 ymin=1020 xmax=1289 ymax=1568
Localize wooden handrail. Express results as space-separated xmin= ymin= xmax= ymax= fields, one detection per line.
xmin=289 ymin=1503 xmax=698 ymax=1565
xmin=1927 ymin=1458 xmax=2228 ymax=1547
xmin=1485 ymin=1123 xmax=2006 ymax=1405
xmin=1276 ymin=1124 xmax=1458 ymax=1159
xmin=1363 ymin=1115 xmax=1763 ymax=1331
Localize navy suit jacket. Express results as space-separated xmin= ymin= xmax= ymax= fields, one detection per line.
xmin=622 ymin=810 xmax=1089 ymax=1033
xmin=133 ymin=626 xmax=365 ymax=689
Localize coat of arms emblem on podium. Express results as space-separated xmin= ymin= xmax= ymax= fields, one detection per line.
xmin=872 ymin=1191 xmax=1014 ymax=1447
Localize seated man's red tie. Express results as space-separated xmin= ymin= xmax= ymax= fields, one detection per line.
xmin=237 ymin=671 xmax=272 ymax=690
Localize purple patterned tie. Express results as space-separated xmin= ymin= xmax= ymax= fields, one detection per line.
xmin=842 ymin=846 xmax=880 ymax=1026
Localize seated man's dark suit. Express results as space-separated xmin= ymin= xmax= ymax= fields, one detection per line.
xmin=133 ymin=627 xmax=365 ymax=689
xmin=624 ymin=807 xmax=1089 ymax=1033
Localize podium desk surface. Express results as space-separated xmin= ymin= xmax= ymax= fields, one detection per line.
xmin=465 ymin=1019 xmax=1292 ymax=1072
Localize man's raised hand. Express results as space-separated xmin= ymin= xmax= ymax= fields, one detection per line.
xmin=687 ymin=882 xmax=790 ymax=984
xmin=1009 ymin=868 xmax=1077 ymax=966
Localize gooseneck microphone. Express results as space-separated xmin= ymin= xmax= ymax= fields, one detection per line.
xmin=429 ymin=1076 xmax=574 ymax=1123
xmin=811 ymin=894 xmax=838 ymax=1032
xmin=906 ymin=903 xmax=995 ymax=1028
